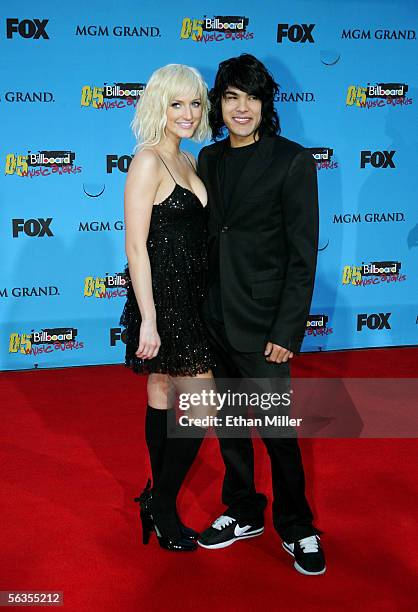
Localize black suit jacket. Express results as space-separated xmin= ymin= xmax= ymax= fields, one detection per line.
xmin=198 ymin=134 xmax=319 ymax=354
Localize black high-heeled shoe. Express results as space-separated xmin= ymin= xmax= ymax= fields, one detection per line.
xmin=139 ymin=505 xmax=154 ymax=545
xmin=134 ymin=479 xmax=199 ymax=541
xmin=150 ymin=510 xmax=197 ymax=551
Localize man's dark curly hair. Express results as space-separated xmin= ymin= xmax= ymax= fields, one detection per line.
xmin=209 ymin=54 xmax=280 ymax=140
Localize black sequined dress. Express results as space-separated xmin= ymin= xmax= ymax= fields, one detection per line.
xmin=120 ymin=183 xmax=213 ymax=376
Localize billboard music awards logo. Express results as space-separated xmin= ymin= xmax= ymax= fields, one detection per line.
xmin=308 ymin=148 xmax=338 ymax=170
xmin=346 ymin=82 xmax=412 ymax=109
xmin=342 ymin=261 xmax=405 ymax=287
xmin=180 ymin=16 xmax=253 ymax=42
xmin=305 ymin=314 xmax=333 ymax=336
xmin=9 ymin=327 xmax=84 ymax=357
xmin=83 ymin=272 xmax=128 ymax=299
xmin=5 ymin=151 xmax=80 ymax=178
xmin=80 ymin=82 xmax=146 ymax=110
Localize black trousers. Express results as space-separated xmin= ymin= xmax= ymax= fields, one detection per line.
xmin=204 ymin=316 xmax=319 ymax=542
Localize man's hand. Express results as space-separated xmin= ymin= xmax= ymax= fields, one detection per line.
xmin=264 ymin=342 xmax=294 ymax=363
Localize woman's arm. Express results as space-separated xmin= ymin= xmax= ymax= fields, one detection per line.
xmin=124 ymin=149 xmax=161 ymax=359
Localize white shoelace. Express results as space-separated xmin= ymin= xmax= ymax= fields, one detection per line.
xmin=212 ymin=515 xmax=235 ymax=530
xmin=299 ymin=535 xmax=320 ymax=553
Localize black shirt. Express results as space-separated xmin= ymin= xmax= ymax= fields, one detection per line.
xmin=205 ymin=140 xmax=260 ymax=322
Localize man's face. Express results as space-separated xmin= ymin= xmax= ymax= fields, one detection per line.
xmin=221 ymin=86 xmax=262 ymax=145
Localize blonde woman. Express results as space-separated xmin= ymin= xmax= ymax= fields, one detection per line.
xmin=120 ymin=65 xmax=214 ymax=551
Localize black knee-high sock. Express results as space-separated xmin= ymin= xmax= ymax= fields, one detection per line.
xmin=145 ymin=405 xmax=168 ymax=487
xmin=152 ymin=411 xmax=205 ymax=514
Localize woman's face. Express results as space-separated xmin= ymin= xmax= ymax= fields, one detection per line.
xmin=165 ymin=92 xmax=202 ymax=140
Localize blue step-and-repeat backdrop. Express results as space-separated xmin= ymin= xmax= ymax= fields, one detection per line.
xmin=1 ymin=0 xmax=417 ymax=371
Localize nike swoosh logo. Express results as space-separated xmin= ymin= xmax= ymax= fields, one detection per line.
xmin=234 ymin=524 xmax=252 ymax=537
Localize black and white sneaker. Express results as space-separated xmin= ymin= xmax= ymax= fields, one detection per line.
xmin=282 ymin=535 xmax=326 ymax=575
xmin=197 ymin=514 xmax=264 ymax=549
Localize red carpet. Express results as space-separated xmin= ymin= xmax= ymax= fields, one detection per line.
xmin=1 ymin=348 xmax=417 ymax=611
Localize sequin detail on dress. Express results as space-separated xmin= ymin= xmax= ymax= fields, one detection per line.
xmin=120 ymin=184 xmax=214 ymax=376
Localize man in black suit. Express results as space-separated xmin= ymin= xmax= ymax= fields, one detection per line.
xmin=197 ymin=54 xmax=326 ymax=575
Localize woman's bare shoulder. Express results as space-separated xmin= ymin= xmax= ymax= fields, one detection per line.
xmin=129 ymin=147 xmax=160 ymax=175
xmin=125 ymin=149 xmax=162 ymax=195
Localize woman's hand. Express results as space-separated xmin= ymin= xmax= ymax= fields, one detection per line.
xmin=136 ymin=320 xmax=161 ymax=359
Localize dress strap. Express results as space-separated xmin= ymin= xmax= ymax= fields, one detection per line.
xmin=155 ymin=153 xmax=176 ymax=185
xmin=181 ymin=151 xmax=195 ymax=170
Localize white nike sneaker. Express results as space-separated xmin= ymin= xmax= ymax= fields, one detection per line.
xmin=283 ymin=535 xmax=326 ymax=575
xmin=197 ymin=514 xmax=264 ymax=549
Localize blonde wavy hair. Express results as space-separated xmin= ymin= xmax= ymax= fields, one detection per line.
xmin=131 ymin=64 xmax=211 ymax=149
